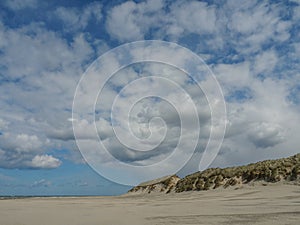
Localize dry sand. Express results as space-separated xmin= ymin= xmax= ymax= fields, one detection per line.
xmin=0 ymin=183 xmax=299 ymax=225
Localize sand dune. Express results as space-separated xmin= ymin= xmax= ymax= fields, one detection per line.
xmin=129 ymin=153 xmax=300 ymax=194
xmin=0 ymin=183 xmax=299 ymax=225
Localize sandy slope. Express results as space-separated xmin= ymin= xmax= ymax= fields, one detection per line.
xmin=0 ymin=183 xmax=299 ymax=225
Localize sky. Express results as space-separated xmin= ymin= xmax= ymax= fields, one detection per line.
xmin=0 ymin=0 xmax=300 ymax=196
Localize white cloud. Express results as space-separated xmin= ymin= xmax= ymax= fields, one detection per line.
xmin=213 ymin=62 xmax=252 ymax=89
xmin=0 ymin=118 xmax=9 ymax=130
xmin=106 ymin=1 xmax=143 ymax=42
xmin=32 ymin=179 xmax=51 ymax=187
xmin=0 ymin=132 xmax=61 ymax=169
xmin=0 ymin=20 xmax=104 ymax=170
xmin=106 ymin=0 xmax=165 ymax=42
xmin=105 ymin=0 xmax=291 ymax=55
xmin=170 ymin=1 xmax=217 ymax=35
xmin=0 ymin=24 xmax=77 ymax=78
xmin=72 ymin=56 xmax=214 ymax=180
xmin=30 ymin=155 xmax=61 ymax=169
xmin=4 ymin=0 xmax=37 ymax=10
xmin=53 ymin=2 xmax=102 ymax=32
xmin=106 ymin=0 xmax=217 ymax=42
xmin=247 ymin=122 xmax=285 ymax=148
xmin=293 ymin=5 xmax=300 ymax=20
xmin=0 ymin=0 xmax=299 ymax=180
xmin=15 ymin=134 xmax=43 ymax=153
xmin=0 ymin=133 xmax=43 ymax=154
xmin=228 ymin=1 xmax=271 ymax=34
xmin=225 ymin=0 xmax=291 ymax=54
xmin=253 ymin=50 xmax=278 ymax=75
xmin=212 ymin=71 xmax=300 ymax=167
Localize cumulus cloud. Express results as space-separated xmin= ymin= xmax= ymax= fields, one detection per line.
xmin=106 ymin=0 xmax=165 ymax=42
xmin=0 ymin=10 xmax=104 ymax=170
xmin=105 ymin=0 xmax=291 ymax=56
xmin=47 ymin=128 xmax=75 ymax=141
xmin=3 ymin=0 xmax=38 ymax=10
xmin=169 ymin=1 xmax=217 ymax=35
xmin=0 ymin=133 xmax=42 ymax=153
xmin=253 ymin=50 xmax=278 ymax=76
xmin=72 ymin=56 xmax=217 ymax=181
xmin=106 ymin=0 xmax=217 ymax=42
xmin=0 ymin=23 xmax=93 ymax=79
xmin=53 ymin=2 xmax=102 ymax=32
xmin=247 ymin=122 xmax=285 ymax=148
xmin=0 ymin=132 xmax=61 ymax=169
xmin=225 ymin=0 xmax=291 ymax=53
xmin=0 ymin=0 xmax=300 ymax=179
xmin=30 ymin=155 xmax=61 ymax=169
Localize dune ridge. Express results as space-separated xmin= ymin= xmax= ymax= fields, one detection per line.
xmin=128 ymin=153 xmax=300 ymax=194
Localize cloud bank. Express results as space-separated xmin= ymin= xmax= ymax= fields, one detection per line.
xmin=0 ymin=0 xmax=299 ymax=182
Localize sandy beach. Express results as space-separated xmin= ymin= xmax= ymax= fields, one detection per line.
xmin=0 ymin=183 xmax=299 ymax=225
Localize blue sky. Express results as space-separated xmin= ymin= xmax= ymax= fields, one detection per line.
xmin=0 ymin=0 xmax=300 ymax=195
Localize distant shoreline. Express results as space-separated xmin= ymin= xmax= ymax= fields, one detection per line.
xmin=0 ymin=195 xmax=116 ymax=199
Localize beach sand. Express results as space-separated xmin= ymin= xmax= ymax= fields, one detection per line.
xmin=0 ymin=183 xmax=299 ymax=225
